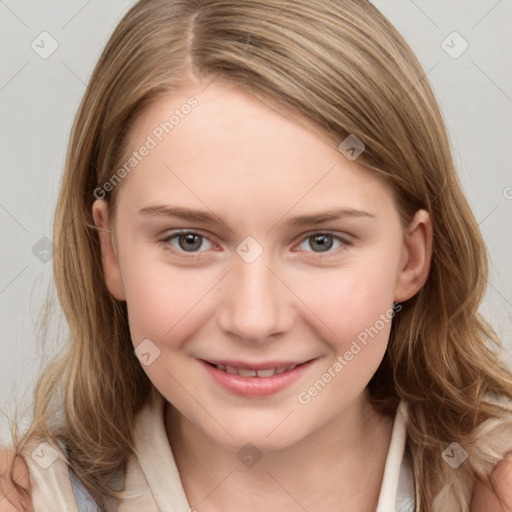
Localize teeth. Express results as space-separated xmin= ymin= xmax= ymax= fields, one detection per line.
xmin=215 ymin=363 xmax=298 ymax=377
xmin=238 ymin=368 xmax=257 ymax=377
xmin=256 ymin=368 xmax=276 ymax=377
xmin=276 ymin=364 xmax=297 ymax=374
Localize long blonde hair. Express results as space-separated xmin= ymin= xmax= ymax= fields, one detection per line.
xmin=9 ymin=1 xmax=512 ymax=510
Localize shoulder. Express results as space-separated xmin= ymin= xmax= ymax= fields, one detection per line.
xmin=9 ymin=436 xmax=85 ymax=511
xmin=468 ymin=397 xmax=512 ymax=511
xmin=471 ymin=451 xmax=512 ymax=512
xmin=1 ymin=447 xmax=31 ymax=487
xmin=0 ymin=446 xmax=33 ymax=511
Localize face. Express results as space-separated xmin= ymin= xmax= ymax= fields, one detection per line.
xmin=93 ymin=80 xmax=431 ymax=452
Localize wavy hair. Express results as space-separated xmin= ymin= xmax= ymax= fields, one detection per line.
xmin=9 ymin=1 xmax=512 ymax=510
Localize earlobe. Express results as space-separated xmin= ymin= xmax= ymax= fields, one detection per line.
xmin=92 ymin=199 xmax=126 ymax=301
xmin=394 ymin=209 xmax=433 ymax=303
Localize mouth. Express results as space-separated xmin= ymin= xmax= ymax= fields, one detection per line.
xmin=202 ymin=360 xmax=311 ymax=377
xmin=199 ymin=358 xmax=317 ymax=397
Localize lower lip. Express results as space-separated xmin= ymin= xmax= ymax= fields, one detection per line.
xmin=200 ymin=359 xmax=316 ymax=397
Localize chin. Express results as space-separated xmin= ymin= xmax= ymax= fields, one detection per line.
xmin=199 ymin=412 xmax=309 ymax=453
xmin=219 ymin=430 xmax=302 ymax=454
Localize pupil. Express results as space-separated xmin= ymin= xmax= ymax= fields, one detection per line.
xmin=179 ymin=233 xmax=202 ymax=251
xmin=311 ymin=234 xmax=332 ymax=252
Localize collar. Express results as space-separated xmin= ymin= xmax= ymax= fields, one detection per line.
xmin=131 ymin=392 xmax=410 ymax=512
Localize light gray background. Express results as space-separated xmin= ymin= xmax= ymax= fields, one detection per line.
xmin=1 ymin=1 xmax=511 ymax=441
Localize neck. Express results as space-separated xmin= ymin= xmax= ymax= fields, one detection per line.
xmin=165 ymin=391 xmax=395 ymax=512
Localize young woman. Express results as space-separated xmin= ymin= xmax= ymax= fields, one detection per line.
xmin=2 ymin=1 xmax=512 ymax=511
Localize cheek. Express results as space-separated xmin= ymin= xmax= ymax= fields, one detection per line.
xmin=294 ymin=260 xmax=399 ymax=410
xmin=293 ymin=250 xmax=400 ymax=347
xmin=120 ymin=258 xmax=213 ymax=401
xmin=120 ymin=251 xmax=213 ymax=348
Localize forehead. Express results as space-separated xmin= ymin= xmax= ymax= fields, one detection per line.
xmin=117 ymin=81 xmax=396 ymax=222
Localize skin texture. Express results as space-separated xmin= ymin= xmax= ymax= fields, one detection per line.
xmin=92 ymin=80 xmax=432 ymax=512
xmin=0 ymin=450 xmax=34 ymax=512
xmin=471 ymin=458 xmax=512 ymax=511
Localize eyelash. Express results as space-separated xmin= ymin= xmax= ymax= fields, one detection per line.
xmin=158 ymin=230 xmax=352 ymax=258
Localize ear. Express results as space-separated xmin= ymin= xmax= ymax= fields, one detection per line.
xmin=92 ymin=199 xmax=126 ymax=301
xmin=394 ymin=209 xmax=433 ymax=302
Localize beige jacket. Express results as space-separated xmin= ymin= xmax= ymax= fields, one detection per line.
xmin=18 ymin=393 xmax=512 ymax=512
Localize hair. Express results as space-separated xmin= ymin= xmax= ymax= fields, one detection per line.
xmin=7 ymin=0 xmax=512 ymax=511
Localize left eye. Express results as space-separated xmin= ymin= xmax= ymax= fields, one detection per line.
xmin=297 ymin=232 xmax=346 ymax=253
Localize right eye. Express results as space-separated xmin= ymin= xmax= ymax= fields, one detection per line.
xmin=159 ymin=230 xmax=215 ymax=254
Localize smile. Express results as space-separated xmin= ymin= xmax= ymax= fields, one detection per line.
xmin=199 ymin=358 xmax=317 ymax=397
xmin=211 ymin=363 xmax=299 ymax=378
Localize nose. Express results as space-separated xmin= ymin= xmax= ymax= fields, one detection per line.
xmin=217 ymin=249 xmax=293 ymax=343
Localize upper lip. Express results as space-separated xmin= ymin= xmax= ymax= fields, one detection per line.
xmin=201 ymin=358 xmax=315 ymax=370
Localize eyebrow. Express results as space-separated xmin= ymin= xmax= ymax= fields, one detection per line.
xmin=138 ymin=204 xmax=376 ymax=227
